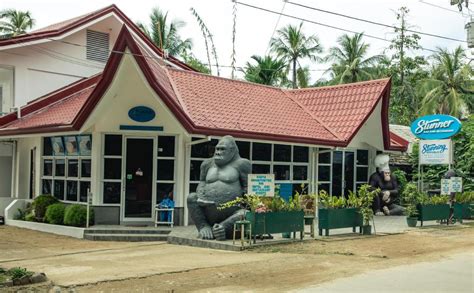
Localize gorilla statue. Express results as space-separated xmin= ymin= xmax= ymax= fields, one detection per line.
xmin=187 ymin=136 xmax=251 ymax=240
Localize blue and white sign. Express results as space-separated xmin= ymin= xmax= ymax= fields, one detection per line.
xmin=450 ymin=177 xmax=463 ymax=193
xmin=128 ymin=106 xmax=156 ymax=123
xmin=248 ymin=174 xmax=275 ymax=197
xmin=411 ymin=114 xmax=461 ymax=140
xmin=419 ymin=139 xmax=453 ymax=165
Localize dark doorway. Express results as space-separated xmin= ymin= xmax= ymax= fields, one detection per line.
xmin=124 ymin=138 xmax=153 ymax=218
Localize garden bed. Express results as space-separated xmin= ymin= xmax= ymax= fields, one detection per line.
xmin=6 ymin=219 xmax=85 ymax=238
xmin=245 ymin=211 xmax=304 ymax=243
xmin=318 ymin=207 xmax=363 ymax=236
xmin=417 ymin=204 xmax=450 ymax=226
xmin=0 ymin=267 xmax=47 ymax=288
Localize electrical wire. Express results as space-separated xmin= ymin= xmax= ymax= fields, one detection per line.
xmin=287 ymin=1 xmax=467 ymax=43
xmin=265 ymin=0 xmax=287 ymax=55
xmin=235 ymin=1 xmax=438 ymax=53
xmin=418 ymin=0 xmax=470 ymax=17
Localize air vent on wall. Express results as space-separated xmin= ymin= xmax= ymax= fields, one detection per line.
xmin=86 ymin=30 xmax=109 ymax=63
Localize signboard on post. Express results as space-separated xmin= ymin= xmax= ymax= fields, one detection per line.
xmin=450 ymin=177 xmax=463 ymax=193
xmin=248 ymin=174 xmax=274 ymax=197
xmin=441 ymin=179 xmax=450 ymax=195
xmin=410 ymin=114 xmax=462 ymax=140
xmin=419 ymin=139 xmax=453 ymax=165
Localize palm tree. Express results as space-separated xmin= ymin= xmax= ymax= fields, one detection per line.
xmin=419 ymin=46 xmax=473 ymax=117
xmin=137 ymin=7 xmax=192 ymax=57
xmin=326 ymin=33 xmax=383 ymax=84
xmin=270 ymin=23 xmax=322 ymax=88
xmin=243 ymin=55 xmax=286 ymax=86
xmin=0 ymin=9 xmax=35 ymax=38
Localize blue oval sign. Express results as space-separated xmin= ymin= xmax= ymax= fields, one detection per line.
xmin=410 ymin=114 xmax=461 ymax=139
xmin=128 ymin=106 xmax=155 ymax=123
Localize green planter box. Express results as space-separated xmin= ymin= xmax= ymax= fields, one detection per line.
xmin=453 ymin=203 xmax=472 ymax=222
xmin=417 ymin=204 xmax=450 ymax=226
xmin=245 ymin=211 xmax=304 ymax=243
xmin=318 ymin=208 xmax=362 ymax=236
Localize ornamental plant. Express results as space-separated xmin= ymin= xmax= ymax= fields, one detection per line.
xmin=32 ymin=194 xmax=58 ymax=222
xmin=318 ymin=190 xmax=346 ymax=209
xmin=402 ymin=183 xmax=422 ymax=218
xmin=64 ymin=204 xmax=94 ymax=227
xmin=455 ymin=191 xmax=474 ymax=203
xmin=357 ymin=184 xmax=379 ymax=226
xmin=45 ymin=203 xmax=66 ymax=225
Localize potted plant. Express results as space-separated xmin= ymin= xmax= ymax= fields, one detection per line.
xmin=357 ymin=184 xmax=379 ymax=235
xmin=417 ymin=194 xmax=450 ymax=226
xmin=453 ymin=191 xmax=473 ymax=222
xmin=318 ymin=190 xmax=363 ymax=236
xmin=402 ymin=183 xmax=420 ymax=227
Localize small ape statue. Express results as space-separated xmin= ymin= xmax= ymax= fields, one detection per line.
xmin=187 ymin=136 xmax=251 ymax=240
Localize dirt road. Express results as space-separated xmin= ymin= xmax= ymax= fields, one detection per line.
xmin=1 ymin=224 xmax=473 ymax=292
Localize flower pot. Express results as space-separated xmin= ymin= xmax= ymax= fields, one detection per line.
xmin=406 ymin=217 xmax=417 ymax=227
xmin=362 ymin=225 xmax=372 ymax=235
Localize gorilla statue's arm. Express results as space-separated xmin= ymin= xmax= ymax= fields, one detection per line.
xmin=235 ymin=159 xmax=251 ymax=194
xmin=195 ymin=158 xmax=213 ymax=204
xmin=385 ymin=176 xmax=400 ymax=204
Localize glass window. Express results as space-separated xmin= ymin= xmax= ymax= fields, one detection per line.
xmin=42 ymin=179 xmax=52 ymax=194
xmin=273 ymin=144 xmax=291 ymax=162
xmin=66 ymin=181 xmax=78 ymax=201
xmin=318 ymin=149 xmax=331 ymax=164
xmin=103 ymin=182 xmax=121 ymax=204
xmin=104 ymin=135 xmax=122 ymax=156
xmin=79 ymin=181 xmax=90 ymax=203
xmin=293 ymin=166 xmax=308 ymax=180
xmin=67 ymin=159 xmax=78 ymax=177
xmin=191 ymin=139 xmax=218 ymax=158
xmin=189 ymin=183 xmax=198 ymax=193
xmin=318 ymin=183 xmax=330 ymax=194
xmin=274 ymin=165 xmax=290 ymax=180
xmin=55 ymin=159 xmax=65 ymax=177
xmin=43 ymin=138 xmax=53 ymax=156
xmin=318 ymin=165 xmax=330 ymax=181
xmin=293 ymin=146 xmax=309 ymax=162
xmin=43 ymin=159 xmax=53 ymax=176
xmin=157 ymin=183 xmax=174 ymax=204
xmin=357 ymin=166 xmax=369 ymax=182
xmin=64 ymin=136 xmax=79 ymax=156
xmin=157 ymin=159 xmax=174 ymax=181
xmin=78 ymin=135 xmax=92 ymax=156
xmin=293 ymin=183 xmax=308 ymax=195
xmin=357 ymin=150 xmax=369 ymax=165
xmin=252 ymin=143 xmax=271 ymax=161
xmin=158 ymin=136 xmax=175 ymax=157
xmin=236 ymin=141 xmax=250 ymax=159
xmin=53 ymin=180 xmax=64 ymax=200
xmin=81 ymin=159 xmax=91 ymax=178
xmin=0 ymin=66 xmax=14 ymax=115
xmin=252 ymin=164 xmax=270 ymax=174
xmin=190 ymin=160 xmax=203 ymax=181
xmin=104 ymin=158 xmax=121 ymax=179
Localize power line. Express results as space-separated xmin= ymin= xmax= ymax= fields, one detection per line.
xmin=235 ymin=1 xmax=438 ymax=53
xmin=287 ymin=1 xmax=467 ymax=43
xmin=418 ymin=0 xmax=470 ymax=17
xmin=265 ymin=0 xmax=287 ymax=55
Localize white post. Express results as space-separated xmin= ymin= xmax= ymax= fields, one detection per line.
xmin=86 ymin=188 xmax=91 ymax=228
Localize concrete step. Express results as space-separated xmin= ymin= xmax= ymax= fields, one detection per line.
xmin=84 ymin=233 xmax=168 ymax=242
xmin=84 ymin=229 xmax=171 ymax=235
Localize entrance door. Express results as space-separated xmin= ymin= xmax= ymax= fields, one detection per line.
xmin=124 ymin=138 xmax=154 ymax=220
xmin=331 ymin=150 xmax=355 ymax=197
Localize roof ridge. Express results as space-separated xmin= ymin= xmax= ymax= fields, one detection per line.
xmin=161 ymin=63 xmax=193 ymax=119
xmin=289 ymin=78 xmax=391 ymax=92
xmin=280 ymin=89 xmax=342 ymax=140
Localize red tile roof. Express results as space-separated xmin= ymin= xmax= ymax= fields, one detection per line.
xmin=0 ymin=27 xmax=406 ymax=151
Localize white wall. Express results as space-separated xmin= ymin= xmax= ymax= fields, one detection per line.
xmin=14 ymin=137 xmax=41 ymax=198
xmin=0 ymin=142 xmax=13 ymax=197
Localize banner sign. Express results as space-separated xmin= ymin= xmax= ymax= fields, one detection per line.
xmin=419 ymin=139 xmax=453 ymax=165
xmin=411 ymin=114 xmax=461 ymax=140
xmin=248 ymin=174 xmax=274 ymax=197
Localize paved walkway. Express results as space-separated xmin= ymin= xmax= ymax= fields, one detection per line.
xmin=296 ymin=252 xmax=474 ymax=292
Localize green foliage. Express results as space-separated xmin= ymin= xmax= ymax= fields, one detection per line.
xmin=455 ymin=191 xmax=474 ymax=203
xmin=32 ymin=194 xmax=58 ymax=222
xmin=357 ymin=184 xmax=379 ymax=226
xmin=0 ymin=9 xmax=35 ymax=38
xmin=14 ymin=203 xmax=32 ymax=221
xmin=425 ymin=195 xmax=449 ymax=205
xmin=25 ymin=213 xmax=36 ymax=222
xmin=402 ymin=182 xmax=422 ymax=217
xmin=392 ymin=169 xmax=408 ymax=199
xmin=45 ymin=203 xmax=66 ymax=225
xmin=6 ymin=267 xmax=33 ymax=280
xmin=219 ymin=193 xmax=309 ymax=213
xmin=180 ymin=52 xmax=211 ymax=74
xmin=243 ymin=55 xmax=287 ymax=86
xmin=319 ymin=190 xmax=346 ymax=209
xmin=64 ymin=204 xmax=94 ymax=227
xmin=346 ymin=190 xmax=362 ymax=208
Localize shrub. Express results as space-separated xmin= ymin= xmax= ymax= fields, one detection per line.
xmin=45 ymin=203 xmax=66 ymax=225
xmin=64 ymin=204 xmax=94 ymax=227
xmin=7 ymin=267 xmax=33 ymax=280
xmin=32 ymin=195 xmax=58 ymax=222
xmin=25 ymin=213 xmax=36 ymax=222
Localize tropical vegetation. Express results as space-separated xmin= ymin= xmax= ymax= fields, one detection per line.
xmin=0 ymin=9 xmax=35 ymax=38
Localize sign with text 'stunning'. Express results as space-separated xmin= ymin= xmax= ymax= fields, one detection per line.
xmin=410 ymin=114 xmax=461 ymax=140
xmin=419 ymin=139 xmax=453 ymax=165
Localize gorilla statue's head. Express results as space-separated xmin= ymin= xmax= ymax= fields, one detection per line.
xmin=214 ymin=136 xmax=240 ymax=167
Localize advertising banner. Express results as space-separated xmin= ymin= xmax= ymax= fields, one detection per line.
xmin=248 ymin=174 xmax=275 ymax=197
xmin=410 ymin=114 xmax=461 ymax=140
xmin=419 ymin=139 xmax=453 ymax=165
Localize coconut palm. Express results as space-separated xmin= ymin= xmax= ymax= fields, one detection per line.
xmin=0 ymin=9 xmax=35 ymax=38
xmin=326 ymin=33 xmax=384 ymax=84
xmin=419 ymin=46 xmax=474 ymax=117
xmin=137 ymin=7 xmax=192 ymax=57
xmin=270 ymin=23 xmax=322 ymax=88
xmin=243 ymin=55 xmax=286 ymax=86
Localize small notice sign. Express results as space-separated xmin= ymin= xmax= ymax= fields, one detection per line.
xmin=441 ymin=179 xmax=450 ymax=195
xmin=248 ymin=174 xmax=274 ymax=197
xmin=450 ymin=177 xmax=463 ymax=193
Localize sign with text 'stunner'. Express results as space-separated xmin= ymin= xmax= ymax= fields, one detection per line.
xmin=410 ymin=114 xmax=461 ymax=140
xmin=419 ymin=139 xmax=453 ymax=165
xmin=248 ymin=174 xmax=274 ymax=197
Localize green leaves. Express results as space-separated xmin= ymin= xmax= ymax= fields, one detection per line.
xmin=0 ymin=9 xmax=35 ymax=38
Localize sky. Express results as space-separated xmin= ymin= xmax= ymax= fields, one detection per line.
xmin=3 ymin=0 xmax=472 ymax=81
